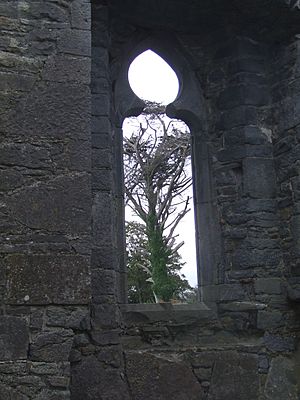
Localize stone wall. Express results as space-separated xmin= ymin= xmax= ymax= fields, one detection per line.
xmin=0 ymin=0 xmax=299 ymax=399
xmin=0 ymin=1 xmax=92 ymax=398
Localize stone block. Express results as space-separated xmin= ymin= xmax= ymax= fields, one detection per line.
xmin=30 ymin=329 xmax=73 ymax=362
xmin=0 ymin=142 xmax=51 ymax=169
xmin=263 ymin=333 xmax=296 ymax=353
xmin=125 ymin=352 xmax=205 ymax=400
xmin=287 ymin=279 xmax=300 ymax=301
xmin=71 ymin=1 xmax=91 ymax=30
xmin=91 ymin=269 xmax=116 ymax=297
xmin=46 ymin=307 xmax=90 ymax=330
xmin=0 ymin=384 xmax=28 ymax=400
xmin=92 ymin=192 xmax=114 ymax=246
xmin=7 ymin=82 xmax=90 ymax=140
xmin=35 ymin=389 xmax=70 ymax=400
xmin=91 ymin=132 xmax=111 ymax=148
xmin=244 ymin=126 xmax=271 ymax=145
xmin=257 ymin=310 xmax=284 ymax=330
xmin=19 ymin=2 xmax=69 ymax=22
xmin=254 ymin=278 xmax=282 ymax=294
xmin=6 ymin=254 xmax=90 ymax=305
xmin=245 ymin=144 xmax=273 ymax=157
xmin=92 ymin=304 xmax=120 ymax=329
xmin=57 ymin=29 xmax=91 ymax=57
xmin=42 ymin=55 xmax=91 ymax=84
xmin=8 ymin=174 xmax=91 ymax=234
xmin=90 ymin=330 xmax=120 ymax=346
xmin=92 ymin=148 xmax=112 ymax=168
xmin=208 ymin=352 xmax=259 ymax=400
xmin=228 ymin=57 xmax=265 ymax=74
xmin=243 ymin=158 xmax=276 ymax=198
xmin=264 ymin=356 xmax=298 ymax=399
xmin=0 ymin=316 xmax=29 ymax=361
xmin=217 ymin=106 xmax=258 ymax=130
xmin=218 ymin=84 xmax=267 ymax=110
xmin=202 ymin=284 xmax=245 ymax=303
xmin=91 ymin=94 xmax=110 ymax=116
xmin=233 ymin=248 xmax=281 ymax=269
xmin=92 ymin=169 xmax=112 ymax=191
xmin=28 ymin=362 xmax=70 ymax=376
xmin=71 ymin=355 xmax=130 ymax=400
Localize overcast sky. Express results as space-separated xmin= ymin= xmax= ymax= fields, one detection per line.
xmin=124 ymin=50 xmax=198 ymax=287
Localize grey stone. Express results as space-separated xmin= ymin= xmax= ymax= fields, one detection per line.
xmin=0 ymin=316 xmax=28 ymax=361
xmin=46 ymin=307 xmax=90 ymax=330
xmin=8 ymin=174 xmax=91 ymax=234
xmin=92 ymin=304 xmax=120 ymax=329
xmin=258 ymin=355 xmax=269 ymax=372
xmin=208 ymin=352 xmax=259 ymax=400
xmin=34 ymin=389 xmax=70 ymax=400
xmin=6 ymin=254 xmax=90 ymax=305
xmin=243 ymin=158 xmax=276 ymax=199
xmin=218 ymin=84 xmax=268 ymax=110
xmin=70 ymin=355 xmax=130 ymax=400
xmin=30 ymin=330 xmax=73 ymax=362
xmin=28 ymin=362 xmax=70 ymax=376
xmin=71 ymin=2 xmax=91 ymax=30
xmin=202 ymin=284 xmax=245 ymax=303
xmin=264 ymin=356 xmax=298 ymax=399
xmin=220 ymin=301 xmax=266 ymax=312
xmin=0 ymin=385 xmax=28 ymax=400
xmin=42 ymin=55 xmax=91 ymax=84
xmin=263 ymin=333 xmax=296 ymax=353
xmin=254 ymin=278 xmax=282 ymax=295
xmin=57 ymin=29 xmax=91 ymax=57
xmin=125 ymin=352 xmax=205 ymax=400
xmin=257 ymin=310 xmax=284 ymax=330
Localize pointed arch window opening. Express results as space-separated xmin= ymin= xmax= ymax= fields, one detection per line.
xmin=123 ymin=49 xmax=198 ymax=303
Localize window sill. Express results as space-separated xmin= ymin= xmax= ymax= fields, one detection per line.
xmin=120 ymin=302 xmax=216 ymax=324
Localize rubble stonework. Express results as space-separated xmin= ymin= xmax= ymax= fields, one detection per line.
xmin=0 ymin=0 xmax=300 ymax=399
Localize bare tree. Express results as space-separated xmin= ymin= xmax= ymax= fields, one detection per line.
xmin=124 ymin=101 xmax=192 ymax=302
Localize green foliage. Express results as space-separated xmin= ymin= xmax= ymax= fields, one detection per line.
xmin=126 ymin=219 xmax=192 ymax=303
xmin=146 ymin=212 xmax=175 ymax=301
xmin=126 ymin=221 xmax=155 ymax=303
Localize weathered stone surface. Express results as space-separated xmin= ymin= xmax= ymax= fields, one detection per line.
xmin=125 ymin=352 xmax=205 ymax=400
xmin=0 ymin=384 xmax=28 ymax=400
xmin=4 ymin=83 xmax=90 ymax=140
xmin=46 ymin=307 xmax=90 ymax=330
xmin=29 ymin=362 xmax=70 ymax=377
xmin=6 ymin=254 xmax=90 ymax=305
xmin=92 ymin=304 xmax=120 ymax=329
xmin=208 ymin=352 xmax=259 ymax=400
xmin=35 ymin=389 xmax=70 ymax=400
xmin=30 ymin=330 xmax=73 ymax=362
xmin=264 ymin=356 xmax=298 ymax=399
xmin=7 ymin=174 xmax=91 ymax=233
xmin=257 ymin=310 xmax=284 ymax=330
xmin=71 ymin=355 xmax=130 ymax=400
xmin=263 ymin=333 xmax=296 ymax=353
xmin=254 ymin=278 xmax=282 ymax=294
xmin=243 ymin=158 xmax=276 ymax=199
xmin=0 ymin=316 xmax=28 ymax=361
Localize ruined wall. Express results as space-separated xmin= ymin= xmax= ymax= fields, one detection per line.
xmin=0 ymin=0 xmax=300 ymax=399
xmin=0 ymin=1 xmax=92 ymax=398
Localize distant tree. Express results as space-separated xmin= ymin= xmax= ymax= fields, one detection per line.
xmin=126 ymin=221 xmax=191 ymax=303
xmin=124 ymin=101 xmax=192 ymax=302
xmin=126 ymin=221 xmax=154 ymax=303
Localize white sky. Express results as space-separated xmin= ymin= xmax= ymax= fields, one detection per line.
xmin=124 ymin=50 xmax=198 ymax=287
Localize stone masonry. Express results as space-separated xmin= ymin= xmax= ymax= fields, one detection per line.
xmin=0 ymin=1 xmax=300 ymax=399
